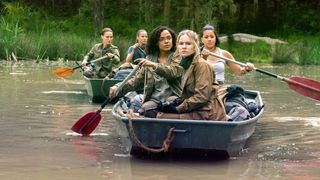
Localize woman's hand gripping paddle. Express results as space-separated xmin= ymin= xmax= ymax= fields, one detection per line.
xmin=71 ymin=62 xmax=142 ymax=135
xmin=206 ymin=50 xmax=320 ymax=101
xmin=52 ymin=55 xmax=108 ymax=78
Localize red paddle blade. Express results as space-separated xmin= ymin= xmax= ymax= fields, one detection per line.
xmin=52 ymin=67 xmax=75 ymax=78
xmin=285 ymin=76 xmax=320 ymax=101
xmin=71 ymin=111 xmax=102 ymax=135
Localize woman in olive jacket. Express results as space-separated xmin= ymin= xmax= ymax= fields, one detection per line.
xmin=109 ymin=26 xmax=183 ymax=117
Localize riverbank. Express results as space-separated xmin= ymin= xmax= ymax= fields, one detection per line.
xmin=1 ymin=30 xmax=320 ymax=65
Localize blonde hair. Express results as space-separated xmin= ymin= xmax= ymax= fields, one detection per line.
xmin=176 ymin=30 xmax=201 ymax=57
xmin=135 ymin=29 xmax=147 ymax=43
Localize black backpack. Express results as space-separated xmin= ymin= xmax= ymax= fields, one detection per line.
xmin=225 ymin=85 xmax=258 ymax=121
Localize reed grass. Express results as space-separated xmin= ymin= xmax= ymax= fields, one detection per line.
xmin=271 ymin=43 xmax=299 ymax=64
xmin=4 ymin=31 xmax=132 ymax=62
xmin=0 ymin=17 xmax=23 ymax=59
xmin=220 ymin=39 xmax=272 ymax=63
xmin=1 ymin=15 xmax=320 ymax=65
xmin=296 ymin=39 xmax=320 ymax=65
xmin=271 ymin=36 xmax=320 ymax=65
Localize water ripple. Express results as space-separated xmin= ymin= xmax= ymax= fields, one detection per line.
xmin=65 ymin=132 xmax=109 ymax=136
xmin=41 ymin=90 xmax=84 ymax=94
xmin=9 ymin=72 xmax=28 ymax=75
xmin=276 ymin=116 xmax=320 ymax=127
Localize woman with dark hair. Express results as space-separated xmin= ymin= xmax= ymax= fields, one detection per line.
xmin=200 ymin=24 xmax=254 ymax=84
xmin=145 ymin=26 xmax=177 ymax=56
xmin=109 ymin=26 xmax=183 ymax=117
xmin=81 ymin=27 xmax=120 ymax=78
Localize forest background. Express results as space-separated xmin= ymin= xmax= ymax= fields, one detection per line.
xmin=1 ymin=0 xmax=320 ymax=64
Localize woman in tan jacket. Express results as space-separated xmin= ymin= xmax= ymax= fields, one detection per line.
xmin=160 ymin=29 xmax=228 ymax=121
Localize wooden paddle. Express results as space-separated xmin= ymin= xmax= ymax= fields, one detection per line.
xmin=71 ymin=63 xmax=141 ymax=135
xmin=52 ymin=55 xmax=108 ymax=78
xmin=206 ymin=51 xmax=320 ymax=101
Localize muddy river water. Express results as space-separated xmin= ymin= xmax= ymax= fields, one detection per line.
xmin=0 ymin=60 xmax=319 ymax=179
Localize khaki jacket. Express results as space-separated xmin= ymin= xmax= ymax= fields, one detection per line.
xmin=84 ymin=43 xmax=120 ymax=77
xmin=118 ymin=53 xmax=183 ymax=103
xmin=176 ymin=55 xmax=228 ymax=121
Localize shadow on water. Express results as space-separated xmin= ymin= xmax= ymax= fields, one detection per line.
xmin=129 ymin=148 xmax=230 ymax=161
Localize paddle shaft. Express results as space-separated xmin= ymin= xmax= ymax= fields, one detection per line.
xmin=207 ymin=51 xmax=320 ymax=100
xmin=113 ymin=63 xmax=141 ymax=94
xmin=75 ymin=64 xmax=141 ymax=134
xmin=207 ymin=51 xmax=280 ymax=79
xmin=73 ymin=55 xmax=109 ymax=70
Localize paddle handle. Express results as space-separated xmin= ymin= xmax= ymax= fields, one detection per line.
xmin=255 ymin=68 xmax=278 ymax=78
xmin=72 ymin=63 xmax=141 ymax=134
xmin=100 ymin=98 xmax=111 ymax=110
xmin=95 ymin=62 xmax=140 ymax=111
xmin=94 ymin=63 xmax=140 ymax=114
xmin=98 ymin=63 xmax=140 ymax=112
xmin=73 ymin=55 xmax=109 ymax=70
xmin=207 ymin=51 xmax=280 ymax=79
xmin=115 ymin=64 xmax=141 ymax=93
xmin=206 ymin=50 xmax=320 ymax=101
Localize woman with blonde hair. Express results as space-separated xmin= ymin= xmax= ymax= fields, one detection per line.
xmin=160 ymin=30 xmax=228 ymax=121
xmin=122 ymin=29 xmax=148 ymax=67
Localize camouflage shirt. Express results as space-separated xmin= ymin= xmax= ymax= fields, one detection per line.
xmin=118 ymin=52 xmax=183 ymax=103
xmin=83 ymin=43 xmax=120 ymax=78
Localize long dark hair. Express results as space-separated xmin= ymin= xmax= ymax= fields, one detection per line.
xmin=101 ymin=27 xmax=113 ymax=36
xmin=145 ymin=26 xmax=176 ymax=55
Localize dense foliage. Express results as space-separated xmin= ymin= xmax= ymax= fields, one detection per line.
xmin=1 ymin=0 xmax=320 ymax=64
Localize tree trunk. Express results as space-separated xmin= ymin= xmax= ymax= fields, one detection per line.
xmin=139 ymin=0 xmax=142 ymax=25
xmin=163 ymin=0 xmax=170 ymax=23
xmin=92 ymin=0 xmax=104 ymax=36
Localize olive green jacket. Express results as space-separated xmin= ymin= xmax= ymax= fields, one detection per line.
xmin=118 ymin=53 xmax=183 ymax=103
xmin=83 ymin=43 xmax=120 ymax=77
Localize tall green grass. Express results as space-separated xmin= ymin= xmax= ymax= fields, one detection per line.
xmin=220 ymin=39 xmax=272 ymax=63
xmin=271 ymin=43 xmax=299 ymax=64
xmin=0 ymin=17 xmax=23 ymax=59
xmin=12 ymin=32 xmax=132 ymax=62
xmin=114 ymin=36 xmax=134 ymax=61
xmin=0 ymin=1 xmax=132 ymax=62
xmin=297 ymin=39 xmax=320 ymax=65
xmin=220 ymin=35 xmax=320 ymax=65
xmin=1 ymin=13 xmax=320 ymax=65
xmin=11 ymin=32 xmax=92 ymax=61
xmin=272 ymin=36 xmax=320 ymax=65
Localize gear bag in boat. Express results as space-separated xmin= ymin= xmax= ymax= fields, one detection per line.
xmin=226 ymin=85 xmax=259 ymax=121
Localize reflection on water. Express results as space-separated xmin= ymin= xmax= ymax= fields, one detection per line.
xmin=0 ymin=61 xmax=320 ymax=179
xmin=42 ymin=90 xmax=84 ymax=94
